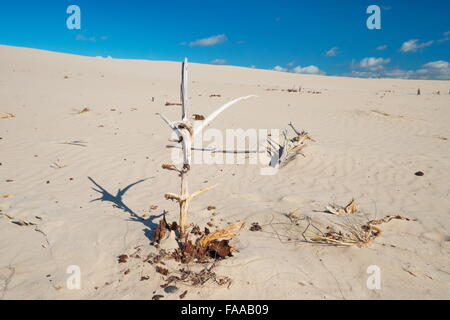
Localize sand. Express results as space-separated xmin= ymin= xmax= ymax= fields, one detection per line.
xmin=0 ymin=45 xmax=449 ymax=300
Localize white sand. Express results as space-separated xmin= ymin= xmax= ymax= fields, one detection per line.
xmin=0 ymin=45 xmax=449 ymax=300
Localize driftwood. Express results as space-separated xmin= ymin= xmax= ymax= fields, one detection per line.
xmin=157 ymin=58 xmax=257 ymax=237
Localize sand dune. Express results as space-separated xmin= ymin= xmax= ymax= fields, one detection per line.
xmin=0 ymin=45 xmax=449 ymax=299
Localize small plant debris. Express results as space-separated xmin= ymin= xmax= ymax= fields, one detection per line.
xmin=209 ymin=94 xmax=221 ymax=97
xmin=207 ymin=206 xmax=216 ymax=211
xmin=415 ymin=171 xmax=424 ymax=176
xmin=250 ymin=222 xmax=262 ymax=232
xmin=179 ymin=290 xmax=188 ymax=299
xmin=286 ymin=208 xmax=300 ymax=221
xmin=50 ymin=159 xmax=67 ymax=169
xmin=140 ymin=276 xmax=150 ymax=281
xmin=118 ymin=254 xmax=129 ymax=263
xmin=77 ymin=107 xmax=91 ymax=114
xmin=1 ymin=112 xmax=16 ymax=119
xmin=152 ymin=294 xmax=164 ymax=300
xmin=170 ymin=221 xmax=244 ymax=263
xmin=326 ymin=199 xmax=358 ymax=215
xmin=165 ymin=102 xmax=182 ymax=106
xmin=192 ymin=114 xmax=205 ymax=120
xmin=156 ymin=266 xmax=169 ymax=276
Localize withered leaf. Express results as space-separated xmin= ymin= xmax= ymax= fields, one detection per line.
xmin=156 ymin=266 xmax=169 ymax=276
xmin=118 ymin=254 xmax=128 ymax=263
xmin=207 ymin=240 xmax=233 ymax=258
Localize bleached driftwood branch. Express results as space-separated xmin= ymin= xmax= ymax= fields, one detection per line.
xmin=193 ymin=95 xmax=257 ymax=136
xmin=157 ymin=58 xmax=258 ymax=237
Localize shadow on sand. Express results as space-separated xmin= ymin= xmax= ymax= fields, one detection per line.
xmin=88 ymin=176 xmax=164 ymax=241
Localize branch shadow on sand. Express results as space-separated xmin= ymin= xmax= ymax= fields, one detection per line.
xmin=88 ymin=176 xmax=163 ymax=241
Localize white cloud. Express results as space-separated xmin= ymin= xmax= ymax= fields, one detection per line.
xmin=273 ymin=65 xmax=288 ymax=72
xmin=359 ymin=57 xmax=391 ymax=71
xmin=211 ymin=59 xmax=227 ymax=65
xmin=325 ymin=47 xmax=338 ymax=57
xmin=376 ymin=44 xmax=388 ymax=51
xmin=346 ymin=60 xmax=450 ymax=80
xmin=292 ymin=65 xmax=326 ymax=75
xmin=400 ymin=39 xmax=433 ymax=52
xmin=273 ymin=64 xmax=325 ymax=75
xmin=188 ymin=34 xmax=227 ymax=47
xmin=419 ymin=60 xmax=450 ymax=79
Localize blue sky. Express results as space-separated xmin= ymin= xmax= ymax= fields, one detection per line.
xmin=0 ymin=0 xmax=449 ymax=79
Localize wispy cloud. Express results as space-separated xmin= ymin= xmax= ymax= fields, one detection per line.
xmin=286 ymin=60 xmax=296 ymax=67
xmin=376 ymin=44 xmax=388 ymax=51
xmin=188 ymin=34 xmax=227 ymax=47
xmin=400 ymin=39 xmax=434 ymax=52
xmin=437 ymin=31 xmax=450 ymax=43
xmin=76 ymin=34 xmax=108 ymax=42
xmin=325 ymin=47 xmax=339 ymax=57
xmin=76 ymin=34 xmax=96 ymax=42
xmin=211 ymin=59 xmax=227 ymax=65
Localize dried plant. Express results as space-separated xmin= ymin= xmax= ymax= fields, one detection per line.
xmin=266 ymin=200 xmax=412 ymax=248
xmin=309 ymin=215 xmax=410 ymax=247
xmin=77 ymin=107 xmax=91 ymax=114
xmin=267 ymin=122 xmax=314 ymax=169
xmin=197 ymin=221 xmax=245 ymax=248
xmin=0 ymin=112 xmax=15 ymax=119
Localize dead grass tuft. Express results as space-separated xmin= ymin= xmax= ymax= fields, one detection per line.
xmin=0 ymin=112 xmax=15 ymax=119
